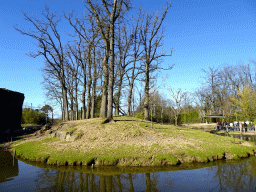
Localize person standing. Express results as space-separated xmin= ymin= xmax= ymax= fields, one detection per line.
xmin=230 ymin=122 xmax=233 ymax=131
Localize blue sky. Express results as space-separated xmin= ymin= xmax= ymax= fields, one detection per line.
xmin=1 ymin=0 xmax=256 ymax=118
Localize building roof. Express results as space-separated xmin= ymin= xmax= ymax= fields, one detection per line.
xmin=203 ymin=114 xmax=228 ymax=118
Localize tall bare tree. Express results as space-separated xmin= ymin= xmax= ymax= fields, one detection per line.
xmin=14 ymin=6 xmax=69 ymax=121
xmin=201 ymin=66 xmax=221 ymax=114
xmin=140 ymin=1 xmax=174 ymax=120
xmin=65 ymin=47 xmax=81 ymax=120
xmin=124 ymin=12 xmax=145 ymax=116
xmin=66 ymin=37 xmax=88 ymax=119
xmin=41 ymin=67 xmax=63 ymax=118
xmin=169 ymin=88 xmax=187 ymax=126
xmin=86 ymin=0 xmax=131 ymax=120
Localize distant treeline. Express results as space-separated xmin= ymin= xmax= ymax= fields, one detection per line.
xmin=21 ymin=108 xmax=50 ymax=125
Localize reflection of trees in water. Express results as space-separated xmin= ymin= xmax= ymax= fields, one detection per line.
xmin=208 ymin=158 xmax=256 ymax=191
xmin=140 ymin=172 xmax=161 ymax=192
xmin=128 ymin=174 xmax=134 ymax=192
xmin=0 ymin=152 xmax=19 ymax=183
xmin=31 ymin=159 xmax=256 ymax=192
xmin=229 ymin=134 xmax=256 ymax=142
xmin=34 ymin=168 xmax=167 ymax=191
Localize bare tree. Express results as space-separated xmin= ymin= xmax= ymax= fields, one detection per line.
xmin=114 ymin=23 xmax=129 ymax=115
xmin=86 ymin=0 xmax=131 ymax=120
xmin=65 ymin=12 xmax=94 ymax=119
xmin=65 ymin=60 xmax=76 ymax=120
xmin=140 ymin=1 xmax=174 ymax=120
xmin=66 ymin=37 xmax=88 ymax=119
xmin=90 ymin=41 xmax=101 ymax=118
xmin=124 ymin=12 xmax=145 ymax=116
xmin=41 ymin=68 xmax=63 ymax=117
xmin=169 ymin=88 xmax=187 ymax=126
xmin=192 ymin=88 xmax=208 ymax=123
xmin=65 ymin=47 xmax=82 ymax=120
xmin=201 ymin=66 xmax=221 ymax=114
xmin=14 ymin=6 xmax=69 ymax=121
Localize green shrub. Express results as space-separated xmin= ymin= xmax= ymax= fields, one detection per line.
xmin=21 ymin=108 xmax=49 ymax=124
xmin=178 ymin=110 xmax=199 ymax=124
xmin=135 ymin=111 xmax=144 ymax=119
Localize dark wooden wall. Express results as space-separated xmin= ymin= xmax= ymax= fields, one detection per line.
xmin=0 ymin=88 xmax=24 ymax=133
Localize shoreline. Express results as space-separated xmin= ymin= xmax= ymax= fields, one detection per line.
xmin=216 ymin=131 xmax=256 ymax=135
xmin=7 ymin=116 xmax=256 ymax=167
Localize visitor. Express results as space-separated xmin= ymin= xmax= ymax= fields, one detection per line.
xmin=230 ymin=122 xmax=233 ymax=131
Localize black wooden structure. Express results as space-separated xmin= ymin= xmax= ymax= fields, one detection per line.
xmin=0 ymin=88 xmax=24 ymax=133
xmin=203 ymin=114 xmax=228 ymax=123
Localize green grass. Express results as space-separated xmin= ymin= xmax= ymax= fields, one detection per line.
xmin=11 ymin=139 xmax=24 ymax=147
xmin=13 ymin=141 xmax=94 ymax=165
xmin=21 ymin=124 xmax=38 ymax=127
xmin=12 ymin=116 xmax=256 ymax=166
xmin=13 ymin=141 xmax=51 ymax=160
xmin=42 ymin=138 xmax=60 ymax=143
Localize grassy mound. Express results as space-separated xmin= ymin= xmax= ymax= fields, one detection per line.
xmin=11 ymin=116 xmax=256 ymax=167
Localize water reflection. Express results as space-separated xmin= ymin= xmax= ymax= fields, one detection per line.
xmin=34 ymin=158 xmax=256 ymax=191
xmin=217 ymin=133 xmax=256 ymax=142
xmin=209 ymin=157 xmax=256 ymax=191
xmin=1 ymin=153 xmax=256 ymax=191
xmin=0 ymin=151 xmax=18 ymax=183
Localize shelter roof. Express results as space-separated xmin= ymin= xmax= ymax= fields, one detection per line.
xmin=203 ymin=114 xmax=227 ymax=118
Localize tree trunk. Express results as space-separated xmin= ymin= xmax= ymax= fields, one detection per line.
xmin=154 ymin=104 xmax=156 ymax=118
xmin=100 ymin=53 xmax=108 ymax=118
xmin=115 ymin=69 xmax=123 ymax=116
xmin=86 ymin=50 xmax=92 ymax=119
xmin=127 ymin=81 xmax=134 ymax=116
xmin=91 ymin=84 xmax=96 ymax=118
xmin=62 ymin=86 xmax=69 ymax=121
xmin=161 ymin=105 xmax=163 ymax=124
xmin=75 ymin=78 xmax=78 ymax=120
xmin=91 ymin=46 xmax=97 ymax=118
xmin=145 ymin=173 xmax=151 ymax=191
xmin=70 ymin=98 xmax=74 ymax=121
xmin=144 ymin=62 xmax=149 ymax=120
xmin=61 ymin=60 xmax=69 ymax=121
xmin=82 ymin=74 xmax=86 ymax=119
xmin=107 ymin=21 xmax=115 ymax=120
xmin=68 ymin=86 xmax=74 ymax=121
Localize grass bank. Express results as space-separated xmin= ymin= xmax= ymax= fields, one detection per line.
xmin=11 ymin=116 xmax=256 ymax=167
